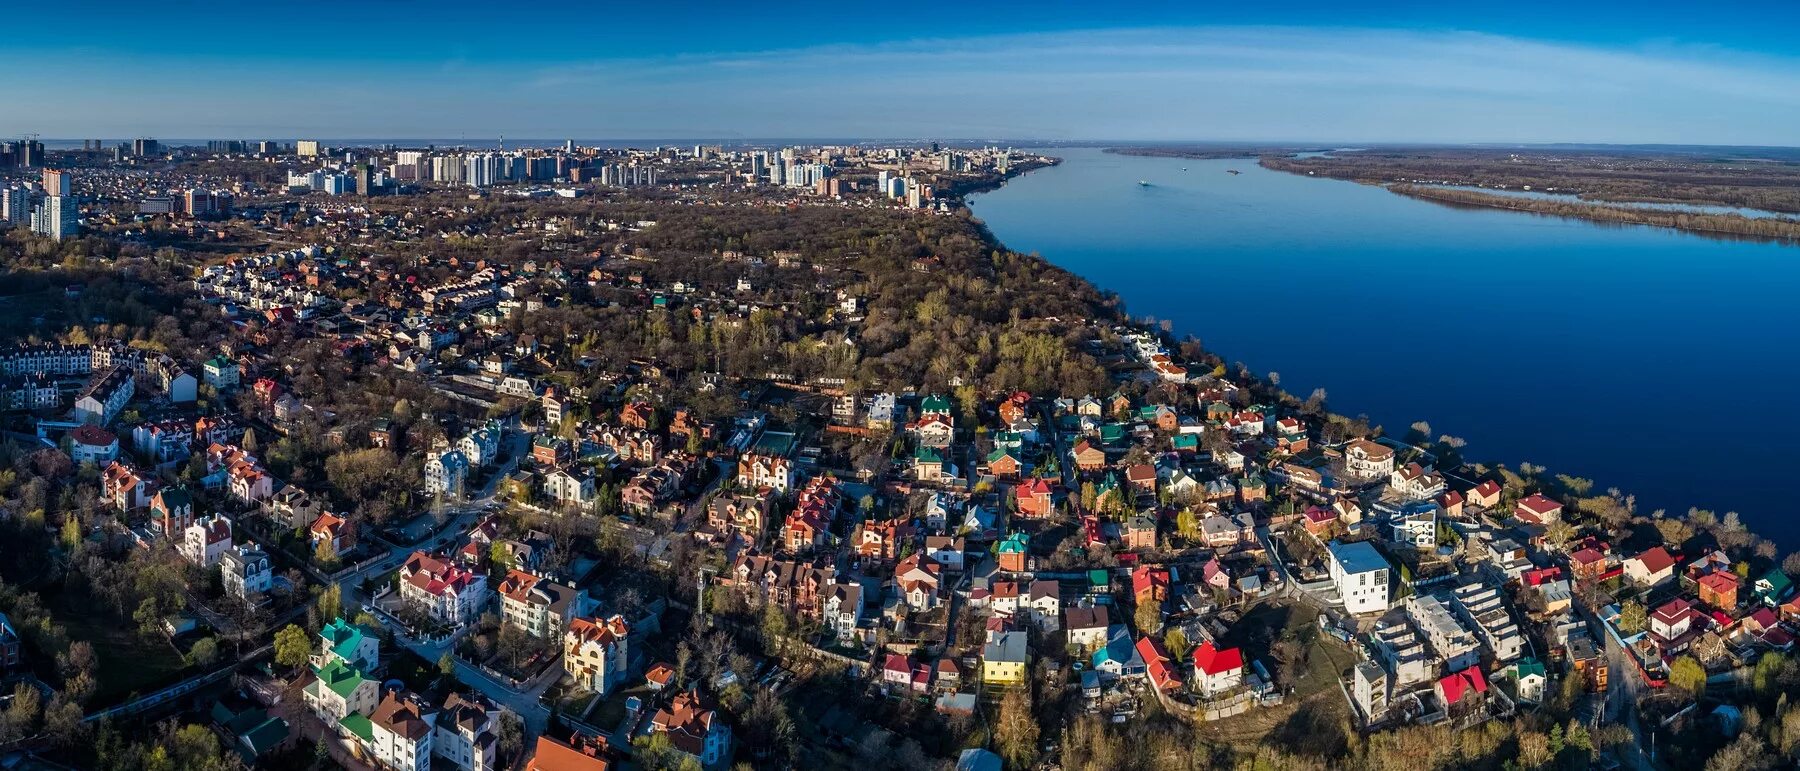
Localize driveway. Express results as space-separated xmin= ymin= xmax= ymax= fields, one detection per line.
xmin=393 ymin=628 xmax=556 ymax=740
xmin=282 ymin=697 xmax=376 ymax=771
xmin=451 ymin=656 xmax=558 ymax=737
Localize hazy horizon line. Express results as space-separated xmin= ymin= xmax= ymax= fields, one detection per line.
xmin=25 ymin=137 xmax=1800 ymax=152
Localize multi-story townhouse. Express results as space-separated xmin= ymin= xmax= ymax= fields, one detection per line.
xmin=433 ymin=692 xmax=500 ymax=771
xmin=399 ymin=552 xmax=490 ymax=627
xmin=369 ymin=690 xmax=436 ymax=771
xmin=563 ymin=615 xmax=631 ymax=696
xmin=496 ymin=570 xmax=585 ymax=639
xmin=220 ymin=542 xmax=272 ymax=599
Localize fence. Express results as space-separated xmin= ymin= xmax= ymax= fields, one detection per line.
xmin=84 ymin=644 xmax=267 ymax=723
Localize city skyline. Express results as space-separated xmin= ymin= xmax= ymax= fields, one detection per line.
xmin=9 ymin=1 xmax=1800 ymax=145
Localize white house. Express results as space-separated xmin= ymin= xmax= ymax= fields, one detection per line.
xmin=1064 ymin=606 xmax=1110 ymax=649
xmin=895 ymin=555 xmax=942 ymax=612
xmin=426 ymin=449 xmax=469 ymax=497
xmin=1389 ymin=463 xmax=1447 ymax=500
xmin=182 ymin=514 xmax=234 ymax=568
xmin=1344 ymin=438 xmax=1395 ymax=479
xmin=1623 ymin=547 xmax=1677 ymax=587
xmin=1328 ymin=540 xmax=1391 ymax=615
xmin=1025 ymin=580 xmax=1061 ymax=632
xmin=433 ymin=692 xmax=499 ymax=771
xmin=220 ymin=542 xmax=272 ymax=599
xmin=458 ymin=422 xmax=502 ymax=468
xmin=924 ymin=535 xmax=965 ymax=572
xmin=67 ymin=424 xmax=120 ymax=465
xmin=823 ymin=583 xmax=863 ymax=640
xmin=317 ymin=617 xmax=380 ymax=673
xmin=496 ymin=570 xmax=586 ymax=639
xmin=304 ymin=659 xmax=376 ymax=724
xmin=735 ymin=453 xmax=795 ymax=493
xmin=399 ymin=552 xmax=489 ymax=627
xmin=369 ymin=690 xmax=435 ymax=771
xmin=1390 ymin=503 xmax=1438 ymax=550
xmin=73 ymin=367 xmax=134 ymax=425
xmin=1351 ymin=661 xmax=1388 ymax=723
xmin=1189 ymin=641 xmax=1245 ymax=697
xmin=203 ymin=356 xmax=239 ymax=390
xmin=543 ymin=466 xmax=595 ymax=507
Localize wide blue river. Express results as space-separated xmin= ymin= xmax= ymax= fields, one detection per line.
xmin=971 ymin=147 xmax=1800 ymax=546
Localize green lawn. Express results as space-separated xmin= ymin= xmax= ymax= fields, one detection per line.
xmin=590 ymin=683 xmax=655 ymax=730
xmin=1199 ymin=599 xmax=1355 ymax=751
xmin=47 ymin=592 xmax=190 ymax=705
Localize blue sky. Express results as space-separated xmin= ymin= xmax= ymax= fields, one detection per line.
xmin=8 ymin=1 xmax=1800 ymax=144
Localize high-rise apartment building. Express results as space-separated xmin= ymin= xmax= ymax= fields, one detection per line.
xmin=31 ymin=195 xmax=78 ymax=241
xmin=394 ymin=151 xmax=428 ymax=181
xmin=432 ymin=155 xmax=466 ymax=184
xmin=2 ymin=186 xmax=30 ymax=225
xmin=43 ymin=169 xmax=71 ymax=198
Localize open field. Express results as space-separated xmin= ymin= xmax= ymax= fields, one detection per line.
xmin=1198 ymin=600 xmax=1356 ymax=755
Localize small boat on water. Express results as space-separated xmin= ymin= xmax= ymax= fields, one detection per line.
xmin=1226 ymin=169 xmax=1241 ymax=175
xmin=1138 ymin=180 xmax=1151 ymax=186
xmin=1181 ymin=167 xmax=1188 ymax=171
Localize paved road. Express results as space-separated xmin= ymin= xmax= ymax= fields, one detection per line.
xmin=336 ymin=426 xmax=528 ymax=607
xmin=343 ymin=424 xmax=561 ymax=739
xmin=1598 ymin=612 xmax=1656 ymax=770
xmin=390 ymin=626 xmax=556 ymax=739
xmin=451 ymin=656 xmax=558 ymax=736
xmin=679 ymin=458 xmax=735 ymax=531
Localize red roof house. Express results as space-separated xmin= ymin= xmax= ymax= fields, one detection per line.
xmin=1189 ymin=641 xmax=1245 ymax=696
xmin=1135 ymin=636 xmax=1181 ymax=691
xmin=1514 ymin=494 xmax=1563 ymax=525
xmin=1435 ymin=667 xmax=1488 ymax=711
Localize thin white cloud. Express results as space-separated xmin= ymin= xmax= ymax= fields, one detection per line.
xmin=9 ymin=26 xmax=1800 ymax=142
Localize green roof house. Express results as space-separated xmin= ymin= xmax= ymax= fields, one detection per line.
xmin=235 ymin=716 xmax=291 ymax=764
xmin=996 ymin=532 xmax=1030 ymax=571
xmin=1756 ymin=569 xmax=1794 ymax=606
xmin=1509 ymin=657 xmax=1548 ymax=703
xmin=319 ymin=617 xmax=380 ymax=673
xmin=338 ymin=712 xmax=375 ymax=744
xmin=303 ymin=658 xmax=377 ymax=723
